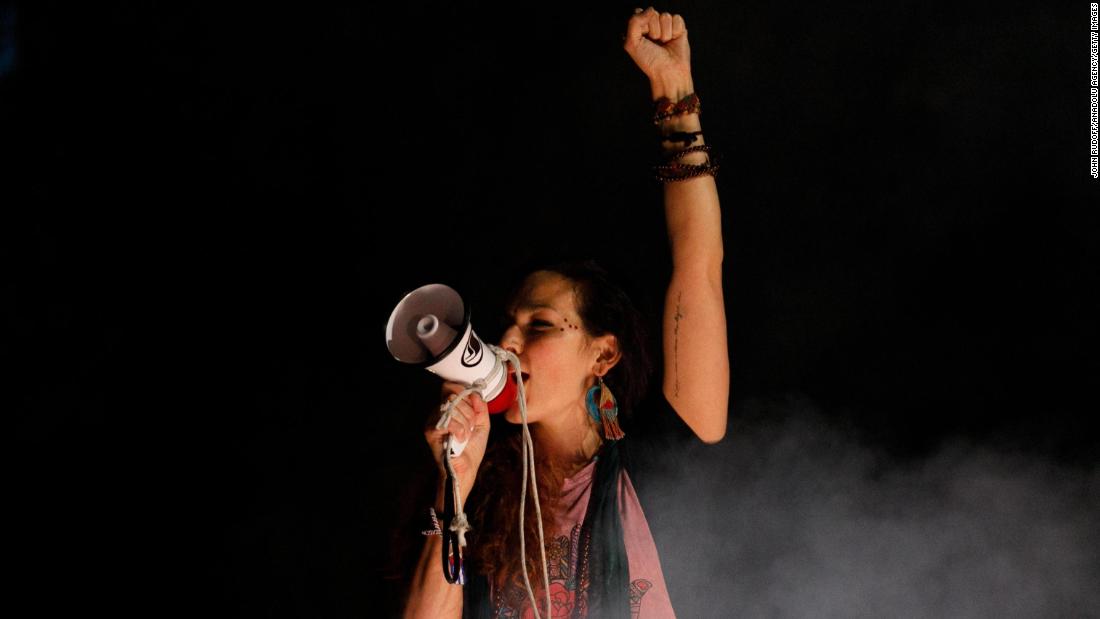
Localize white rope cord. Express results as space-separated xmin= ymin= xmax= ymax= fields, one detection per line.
xmin=434 ymin=345 xmax=552 ymax=619
xmin=503 ymin=347 xmax=552 ymax=619
xmin=436 ymin=379 xmax=486 ymax=550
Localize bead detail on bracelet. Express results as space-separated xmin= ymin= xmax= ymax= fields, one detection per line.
xmin=653 ymin=92 xmax=701 ymax=124
xmin=654 ymin=161 xmax=720 ymax=182
xmin=664 ymin=144 xmax=712 ymax=160
xmin=653 ymin=144 xmax=719 ymax=182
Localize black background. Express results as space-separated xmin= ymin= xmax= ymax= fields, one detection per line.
xmin=7 ymin=1 xmax=1098 ymax=616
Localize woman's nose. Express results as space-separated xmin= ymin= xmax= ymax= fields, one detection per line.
xmin=499 ymin=327 xmax=523 ymax=355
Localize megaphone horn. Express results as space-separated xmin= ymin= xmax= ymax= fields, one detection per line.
xmin=385 ymin=283 xmax=517 ymax=415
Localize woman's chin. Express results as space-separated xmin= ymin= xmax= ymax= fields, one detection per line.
xmin=503 ymin=407 xmax=522 ymax=424
xmin=503 ymin=401 xmax=534 ymax=425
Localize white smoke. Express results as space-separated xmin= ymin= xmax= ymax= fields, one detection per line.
xmin=648 ymin=395 xmax=1100 ymax=618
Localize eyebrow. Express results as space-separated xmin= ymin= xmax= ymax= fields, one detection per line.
xmin=506 ymin=303 xmax=562 ymax=316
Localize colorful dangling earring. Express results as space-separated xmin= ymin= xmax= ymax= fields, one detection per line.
xmin=584 ymin=375 xmax=625 ymax=441
xmin=585 ymin=382 xmax=602 ymax=423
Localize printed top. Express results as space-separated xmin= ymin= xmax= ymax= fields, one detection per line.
xmin=489 ymin=458 xmax=676 ymax=619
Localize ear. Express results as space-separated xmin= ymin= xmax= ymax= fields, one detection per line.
xmin=591 ymin=333 xmax=622 ymax=377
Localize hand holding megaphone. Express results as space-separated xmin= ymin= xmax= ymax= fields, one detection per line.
xmin=386 ymin=284 xmax=519 ymax=459
xmin=424 ymin=381 xmax=490 ymax=503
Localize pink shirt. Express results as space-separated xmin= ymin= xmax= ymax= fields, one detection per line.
xmin=490 ymin=458 xmax=677 ymax=618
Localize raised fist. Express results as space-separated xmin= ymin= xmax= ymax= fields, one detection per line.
xmin=623 ymin=7 xmax=692 ymax=86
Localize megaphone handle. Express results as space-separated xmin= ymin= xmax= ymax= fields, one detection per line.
xmin=446 ymin=433 xmax=469 ymax=458
xmin=441 ymin=463 xmax=464 ymax=584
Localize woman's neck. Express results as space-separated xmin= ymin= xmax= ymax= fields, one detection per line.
xmin=532 ymin=406 xmax=602 ymax=476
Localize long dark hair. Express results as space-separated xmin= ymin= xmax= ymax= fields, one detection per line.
xmin=468 ymin=257 xmax=654 ymax=594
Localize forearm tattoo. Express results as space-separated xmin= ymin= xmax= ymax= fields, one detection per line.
xmin=673 ymin=290 xmax=684 ymax=398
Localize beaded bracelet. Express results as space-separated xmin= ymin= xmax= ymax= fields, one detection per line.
xmin=652 ymin=93 xmax=716 ymax=182
xmin=653 ymin=92 xmax=701 ymax=124
xmin=654 ymin=145 xmax=719 ymax=182
xmin=422 ymin=507 xmax=443 ymax=537
xmin=654 ymin=160 xmax=720 ymax=183
xmin=663 ymin=144 xmax=712 ymax=160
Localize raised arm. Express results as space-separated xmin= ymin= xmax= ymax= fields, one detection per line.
xmin=625 ymin=7 xmax=729 ymax=443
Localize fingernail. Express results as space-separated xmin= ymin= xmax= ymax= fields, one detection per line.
xmin=634 ymin=7 xmax=643 ymax=13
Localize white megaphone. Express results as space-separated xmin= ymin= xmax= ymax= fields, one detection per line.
xmin=385 ymin=284 xmax=518 ymax=456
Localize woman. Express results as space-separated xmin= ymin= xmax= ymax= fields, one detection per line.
xmin=404 ymin=7 xmax=728 ymax=618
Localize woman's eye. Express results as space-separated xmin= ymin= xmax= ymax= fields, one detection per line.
xmin=530 ymin=320 xmax=553 ymax=329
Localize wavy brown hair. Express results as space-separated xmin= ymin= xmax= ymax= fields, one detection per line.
xmin=467 ymin=428 xmax=566 ymax=592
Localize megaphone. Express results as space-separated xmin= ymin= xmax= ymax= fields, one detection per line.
xmin=385 ymin=284 xmax=519 ymax=453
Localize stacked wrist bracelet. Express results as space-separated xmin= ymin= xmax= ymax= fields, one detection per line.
xmin=653 ymin=92 xmax=701 ymax=125
xmin=655 ymin=144 xmax=718 ymax=182
xmin=652 ymin=92 xmax=719 ymax=183
xmin=422 ymin=507 xmax=443 ymax=537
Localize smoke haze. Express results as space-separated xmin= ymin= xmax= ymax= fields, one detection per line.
xmin=647 ymin=396 xmax=1100 ymax=618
